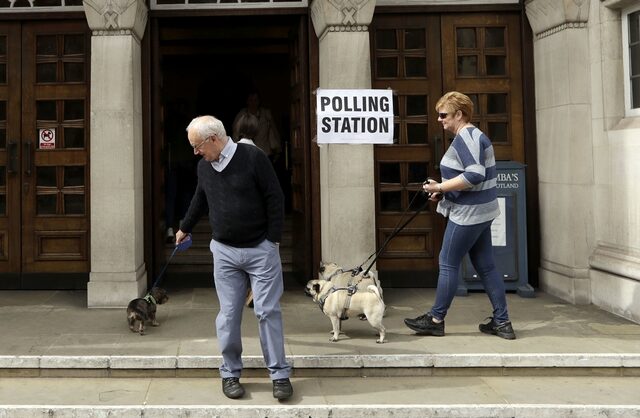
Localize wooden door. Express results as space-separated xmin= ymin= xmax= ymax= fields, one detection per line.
xmin=370 ymin=15 xmax=444 ymax=285
xmin=0 ymin=20 xmax=90 ymax=287
xmin=370 ymin=12 xmax=525 ymax=286
xmin=0 ymin=23 xmax=22 ymax=275
xmin=289 ymin=16 xmax=312 ymax=282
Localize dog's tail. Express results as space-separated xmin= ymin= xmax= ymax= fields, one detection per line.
xmin=367 ymin=285 xmax=385 ymax=304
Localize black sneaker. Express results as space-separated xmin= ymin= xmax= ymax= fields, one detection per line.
xmin=404 ymin=313 xmax=445 ymax=336
xmin=222 ymin=377 xmax=245 ymax=399
xmin=272 ymin=378 xmax=293 ymax=400
xmin=479 ymin=317 xmax=516 ymax=340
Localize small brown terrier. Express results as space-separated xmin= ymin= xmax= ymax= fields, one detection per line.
xmin=126 ymin=287 xmax=169 ymax=335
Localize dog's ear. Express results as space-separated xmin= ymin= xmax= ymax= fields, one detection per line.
xmin=313 ymin=283 xmax=320 ymax=293
xmin=319 ymin=261 xmax=325 ymax=273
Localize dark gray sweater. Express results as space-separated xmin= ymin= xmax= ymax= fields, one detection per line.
xmin=180 ymin=143 xmax=284 ymax=247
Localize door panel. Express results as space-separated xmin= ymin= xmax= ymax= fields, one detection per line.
xmin=442 ymin=13 xmax=524 ymax=162
xmin=0 ymin=20 xmax=90 ymax=284
xmin=289 ymin=16 xmax=312 ymax=282
xmin=370 ymin=12 xmax=525 ymax=286
xmin=370 ymin=15 xmax=444 ymax=285
xmin=0 ymin=23 xmax=22 ymax=273
xmin=22 ymin=22 xmax=90 ymax=273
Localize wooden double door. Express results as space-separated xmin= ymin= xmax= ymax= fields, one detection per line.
xmin=0 ymin=21 xmax=90 ymax=288
xmin=370 ymin=13 xmax=525 ymax=285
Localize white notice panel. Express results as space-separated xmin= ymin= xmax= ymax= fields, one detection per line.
xmin=316 ymin=89 xmax=394 ymax=144
xmin=491 ymin=197 xmax=506 ymax=246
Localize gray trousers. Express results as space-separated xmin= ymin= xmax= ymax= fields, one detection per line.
xmin=210 ymin=238 xmax=291 ymax=380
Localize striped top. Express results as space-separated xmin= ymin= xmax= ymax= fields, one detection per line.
xmin=436 ymin=126 xmax=500 ymax=225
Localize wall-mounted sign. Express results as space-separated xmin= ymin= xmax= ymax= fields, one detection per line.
xmin=39 ymin=128 xmax=56 ymax=149
xmin=316 ymin=89 xmax=394 ymax=144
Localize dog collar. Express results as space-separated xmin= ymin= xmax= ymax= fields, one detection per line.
xmin=144 ymin=294 xmax=157 ymax=305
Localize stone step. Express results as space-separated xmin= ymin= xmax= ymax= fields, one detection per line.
xmin=2 ymin=353 xmax=639 ymax=377
xmin=0 ymin=376 xmax=639 ymax=417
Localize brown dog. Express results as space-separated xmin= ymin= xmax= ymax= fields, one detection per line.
xmin=126 ymin=287 xmax=169 ymax=335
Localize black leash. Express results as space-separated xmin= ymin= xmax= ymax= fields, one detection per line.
xmin=151 ymin=234 xmax=192 ymax=289
xmin=359 ymin=183 xmax=436 ymax=276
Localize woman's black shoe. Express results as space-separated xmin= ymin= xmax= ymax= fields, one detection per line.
xmin=479 ymin=317 xmax=516 ymax=340
xmin=404 ymin=313 xmax=445 ymax=336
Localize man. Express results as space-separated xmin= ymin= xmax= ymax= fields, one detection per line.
xmin=175 ymin=115 xmax=293 ymax=400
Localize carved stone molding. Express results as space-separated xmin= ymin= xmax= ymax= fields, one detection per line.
xmin=590 ymin=242 xmax=640 ymax=282
xmin=525 ymin=0 xmax=590 ymax=39
xmin=83 ymin=0 xmax=148 ymax=41
xmin=310 ymin=0 xmax=375 ymax=40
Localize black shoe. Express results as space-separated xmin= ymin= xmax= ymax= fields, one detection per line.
xmin=222 ymin=377 xmax=245 ymax=399
xmin=404 ymin=313 xmax=445 ymax=336
xmin=272 ymin=378 xmax=293 ymax=400
xmin=479 ymin=317 xmax=516 ymax=340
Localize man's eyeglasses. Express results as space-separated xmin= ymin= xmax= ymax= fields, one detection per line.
xmin=438 ymin=112 xmax=450 ymax=119
xmin=192 ymin=136 xmax=210 ymax=151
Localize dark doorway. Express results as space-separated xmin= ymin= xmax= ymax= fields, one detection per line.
xmin=150 ymin=15 xmax=311 ymax=287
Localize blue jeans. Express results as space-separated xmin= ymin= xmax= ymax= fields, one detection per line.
xmin=430 ymin=219 xmax=510 ymax=323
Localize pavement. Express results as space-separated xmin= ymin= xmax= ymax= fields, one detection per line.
xmin=1 ymin=287 xmax=640 ymax=417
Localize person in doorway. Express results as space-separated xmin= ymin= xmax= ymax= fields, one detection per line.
xmin=175 ymin=115 xmax=293 ymax=400
xmin=235 ymin=111 xmax=258 ymax=147
xmin=164 ymin=100 xmax=197 ymax=241
xmin=232 ymin=90 xmax=281 ymax=160
xmin=404 ymin=91 xmax=516 ymax=340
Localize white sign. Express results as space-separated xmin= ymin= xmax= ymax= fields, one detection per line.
xmin=39 ymin=128 xmax=56 ymax=149
xmin=491 ymin=197 xmax=506 ymax=246
xmin=316 ymin=89 xmax=394 ymax=144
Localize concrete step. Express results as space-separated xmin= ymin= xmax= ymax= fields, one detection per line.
xmin=1 ymin=376 xmax=639 ymax=417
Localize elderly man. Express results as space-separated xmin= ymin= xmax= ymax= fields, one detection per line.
xmin=175 ymin=115 xmax=292 ymax=400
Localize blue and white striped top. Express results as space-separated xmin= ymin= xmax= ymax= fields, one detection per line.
xmin=436 ymin=126 xmax=500 ymax=226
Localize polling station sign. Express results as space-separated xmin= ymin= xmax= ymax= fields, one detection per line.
xmin=316 ymin=89 xmax=393 ymax=144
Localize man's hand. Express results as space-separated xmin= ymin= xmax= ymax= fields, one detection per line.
xmin=175 ymin=229 xmax=188 ymax=245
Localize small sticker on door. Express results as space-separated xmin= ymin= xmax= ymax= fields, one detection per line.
xmin=39 ymin=128 xmax=56 ymax=149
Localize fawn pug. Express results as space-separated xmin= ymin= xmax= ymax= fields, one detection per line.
xmin=308 ymin=279 xmax=386 ymax=343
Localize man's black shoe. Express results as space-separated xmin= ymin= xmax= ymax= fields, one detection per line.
xmin=404 ymin=313 xmax=445 ymax=336
xmin=479 ymin=317 xmax=516 ymax=340
xmin=222 ymin=377 xmax=245 ymax=399
xmin=272 ymin=378 xmax=293 ymax=400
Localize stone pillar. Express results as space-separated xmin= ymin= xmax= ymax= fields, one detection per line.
xmin=83 ymin=0 xmax=148 ymax=307
xmin=310 ymin=0 xmax=377 ymax=269
xmin=525 ymin=0 xmax=593 ymax=304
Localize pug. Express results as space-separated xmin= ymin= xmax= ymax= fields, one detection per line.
xmin=126 ymin=287 xmax=169 ymax=335
xmin=317 ymin=261 xmax=383 ymax=298
xmin=308 ymin=279 xmax=386 ymax=343
xmin=312 ymin=261 xmax=384 ymax=321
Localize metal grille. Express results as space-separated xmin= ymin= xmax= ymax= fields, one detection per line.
xmin=0 ymin=0 xmax=83 ymax=12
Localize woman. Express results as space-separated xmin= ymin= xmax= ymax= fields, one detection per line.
xmin=404 ymin=91 xmax=516 ymax=340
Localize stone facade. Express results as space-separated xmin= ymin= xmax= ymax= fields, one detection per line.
xmin=75 ymin=0 xmax=640 ymax=324
xmin=526 ymin=0 xmax=640 ymax=323
xmin=84 ymin=0 xmax=148 ymax=307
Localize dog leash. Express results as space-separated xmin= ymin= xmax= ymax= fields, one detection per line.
xmin=150 ymin=234 xmax=192 ymax=289
xmin=359 ymin=183 xmax=436 ymax=276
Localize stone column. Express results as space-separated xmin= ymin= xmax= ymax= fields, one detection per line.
xmin=83 ymin=0 xmax=148 ymax=307
xmin=525 ymin=0 xmax=593 ymax=304
xmin=310 ymin=0 xmax=377 ymax=269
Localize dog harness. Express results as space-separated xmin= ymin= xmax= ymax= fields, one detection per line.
xmin=143 ymin=294 xmax=157 ymax=305
xmin=316 ymin=285 xmax=358 ymax=319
